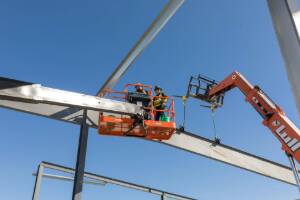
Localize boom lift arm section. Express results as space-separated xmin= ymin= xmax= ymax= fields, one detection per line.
xmin=192 ymin=71 xmax=300 ymax=164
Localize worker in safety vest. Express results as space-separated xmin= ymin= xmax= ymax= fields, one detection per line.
xmin=153 ymin=86 xmax=168 ymax=121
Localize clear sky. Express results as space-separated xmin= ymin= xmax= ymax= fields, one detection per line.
xmin=1 ymin=0 xmax=300 ymax=199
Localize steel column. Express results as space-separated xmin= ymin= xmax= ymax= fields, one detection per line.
xmin=72 ymin=109 xmax=89 ymax=200
xmin=32 ymin=164 xmax=44 ymax=200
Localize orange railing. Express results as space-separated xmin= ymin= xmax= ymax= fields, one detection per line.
xmin=124 ymin=83 xmax=153 ymax=96
xmin=144 ymin=96 xmax=175 ymax=121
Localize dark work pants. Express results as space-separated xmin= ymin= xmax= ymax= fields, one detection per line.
xmin=155 ymin=106 xmax=165 ymax=121
xmin=155 ymin=111 xmax=163 ymax=121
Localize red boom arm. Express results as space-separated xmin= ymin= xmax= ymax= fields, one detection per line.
xmin=209 ymin=71 xmax=300 ymax=163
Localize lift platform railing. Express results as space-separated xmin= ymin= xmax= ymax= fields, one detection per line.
xmin=186 ymin=74 xmax=224 ymax=108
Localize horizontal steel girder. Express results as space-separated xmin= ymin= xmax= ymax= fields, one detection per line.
xmin=0 ymin=76 xmax=298 ymax=186
xmin=0 ymin=77 xmax=142 ymax=126
xmin=38 ymin=161 xmax=196 ymax=200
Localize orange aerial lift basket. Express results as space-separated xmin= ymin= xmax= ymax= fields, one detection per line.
xmin=98 ymin=83 xmax=176 ymax=140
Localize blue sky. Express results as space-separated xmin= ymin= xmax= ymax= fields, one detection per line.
xmin=1 ymin=0 xmax=300 ymax=199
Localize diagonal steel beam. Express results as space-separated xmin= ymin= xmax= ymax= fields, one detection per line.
xmin=0 ymin=76 xmax=299 ymax=186
xmin=96 ymin=0 xmax=185 ymax=97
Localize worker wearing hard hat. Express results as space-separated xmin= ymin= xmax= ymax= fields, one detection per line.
xmin=134 ymin=83 xmax=151 ymax=120
xmin=135 ymin=84 xmax=147 ymax=95
xmin=153 ymin=86 xmax=168 ymax=121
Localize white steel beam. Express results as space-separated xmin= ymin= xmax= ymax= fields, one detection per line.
xmin=96 ymin=0 xmax=185 ymax=97
xmin=33 ymin=173 xmax=107 ymax=186
xmin=268 ymin=0 xmax=300 ymax=117
xmin=0 ymin=76 xmax=299 ymax=186
xmin=164 ymin=131 xmax=299 ymax=186
xmin=0 ymin=77 xmax=142 ymax=126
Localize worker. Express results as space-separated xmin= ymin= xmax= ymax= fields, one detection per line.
xmin=129 ymin=83 xmax=151 ymax=120
xmin=135 ymin=84 xmax=147 ymax=94
xmin=153 ymin=86 xmax=168 ymax=121
xmin=136 ymin=84 xmax=151 ymax=119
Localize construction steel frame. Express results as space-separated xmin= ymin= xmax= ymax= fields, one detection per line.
xmin=32 ymin=161 xmax=196 ymax=200
xmin=1 ymin=0 xmax=300 ymax=199
xmin=1 ymin=76 xmax=299 ymax=186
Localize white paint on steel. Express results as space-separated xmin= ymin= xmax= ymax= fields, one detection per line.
xmin=0 ymin=79 xmax=142 ymax=116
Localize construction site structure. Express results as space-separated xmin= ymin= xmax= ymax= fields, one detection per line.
xmin=1 ymin=0 xmax=300 ymax=199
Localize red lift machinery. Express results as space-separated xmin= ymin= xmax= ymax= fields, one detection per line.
xmin=185 ymin=71 xmax=300 ymax=189
xmin=98 ymin=83 xmax=176 ymax=140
